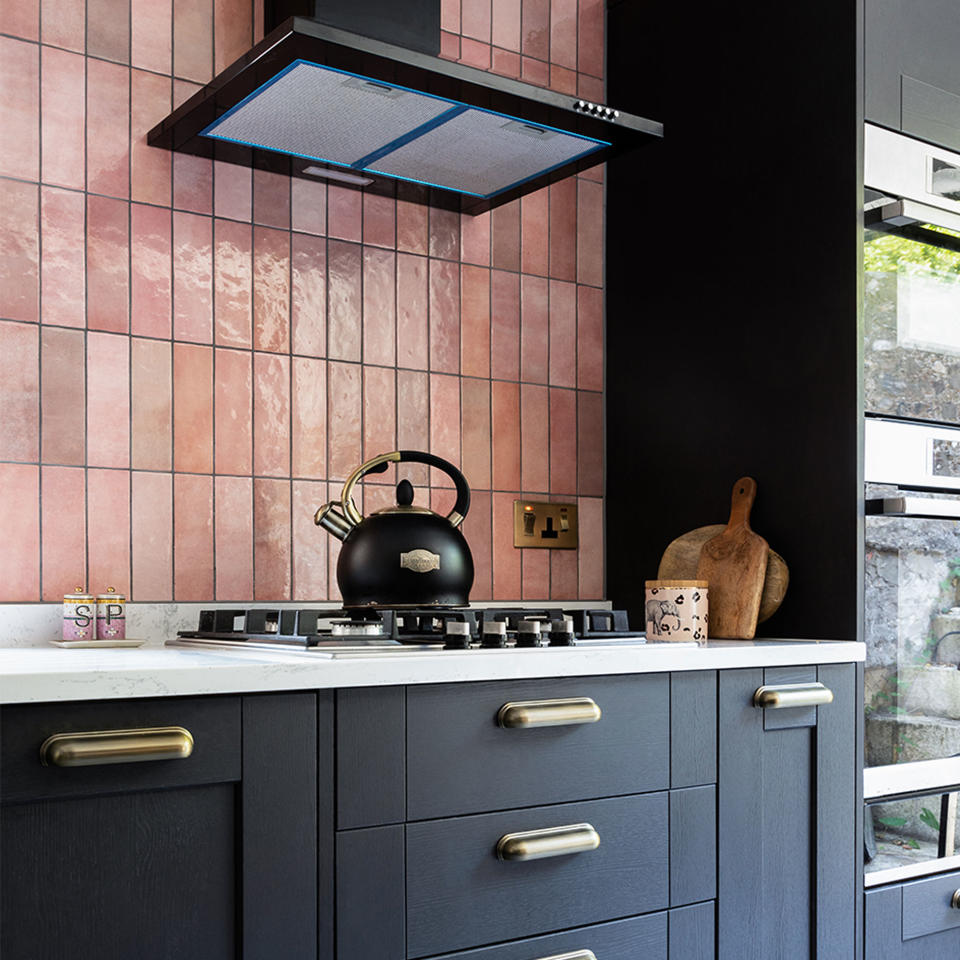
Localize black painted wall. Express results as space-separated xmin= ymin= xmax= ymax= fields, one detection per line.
xmin=605 ymin=0 xmax=864 ymax=639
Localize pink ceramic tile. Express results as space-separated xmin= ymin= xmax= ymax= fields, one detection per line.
xmin=520 ymin=0 xmax=548 ymax=59
xmin=41 ymin=47 xmax=84 ymax=190
xmin=439 ymin=30 xmax=460 ymax=61
xmin=291 ymin=356 xmax=326 ymax=478
xmin=131 ymin=470 xmax=173 ymax=599
xmin=173 ymin=211 xmax=213 ymax=343
xmin=364 ymin=191 xmax=396 ymax=249
xmin=327 ymin=361 xmax=362 ymax=480
xmin=578 ymin=0 xmax=604 ymax=77
xmin=131 ymin=203 xmax=172 ymax=339
xmin=41 ymin=186 xmax=85 ymax=327
xmin=520 ymin=383 xmax=549 ymax=492
xmin=87 ymin=0 xmax=129 ymax=62
xmin=491 ymin=269 xmax=520 ymax=380
xmin=549 ymin=279 xmax=576 ymax=387
xmin=578 ymin=391 xmax=603 ymax=496
xmin=0 ymin=464 xmax=39 ymax=600
xmin=492 ymin=0 xmax=520 ymax=51
xmin=462 ymin=488 xmax=491 ymax=599
xmin=429 ymin=206 xmax=459 ymax=261
xmin=0 ymin=38 xmax=39 ymax=181
xmin=87 ymin=195 xmax=130 ymax=333
xmin=214 ymin=218 xmax=252 ymax=348
xmin=577 ymin=495 xmax=603 ymax=598
xmin=549 ymin=65 xmax=577 ymax=94
xmin=173 ymin=0 xmax=213 ymax=82
xmin=491 ymin=380 xmax=520 ymax=490
xmin=429 ymin=258 xmax=460 ymax=374
xmin=460 ymin=209 xmax=490 ymax=265
xmin=521 ymin=548 xmax=550 ymax=600
xmin=41 ymin=0 xmax=84 ymax=50
xmin=86 ymin=332 xmax=130 ymax=467
xmin=429 ymin=486 xmax=456 ymax=518
xmin=363 ymin=247 xmax=396 ymax=367
xmin=87 ymin=467 xmax=130 ymax=596
xmin=461 ymin=0 xmax=490 ymax=40
xmin=174 ymin=154 xmax=213 ymax=214
xmin=396 ymin=253 xmax=428 ymax=370
xmin=173 ymin=78 xmax=202 ymax=110
xmin=460 ymin=265 xmax=490 ymax=379
xmin=577 ymin=284 xmax=603 ymax=391
xmin=491 ymin=47 xmax=521 ymax=78
xmin=549 ymin=177 xmax=577 ymax=280
xmin=577 ymin=178 xmax=603 ymax=286
xmin=397 ymin=370 xmax=429 ymax=484
xmin=577 ymin=73 xmax=604 ymax=103
xmin=363 ymin=365 xmax=396 ymax=461
xmin=214 ymin=475 xmax=253 ymax=599
xmin=254 ymin=477 xmax=291 ymax=600
xmin=40 ymin=326 xmax=85 ymax=464
xmin=520 ymin=274 xmax=548 ymax=383
xmin=86 ymin=58 xmax=129 ymax=198
xmin=550 ymin=545 xmax=578 ymax=599
xmin=214 ymin=347 xmax=252 ymax=475
xmin=0 ymin=180 xmax=38 ymax=323
xmin=440 ymin=0 xmax=460 ymax=33
xmin=0 ymin=321 xmax=38 ymax=461
xmin=492 ymin=492 xmax=521 ymax=598
xmin=291 ymin=232 xmax=326 ymax=357
xmin=549 ymin=0 xmax=577 ymax=68
xmin=132 ymin=0 xmax=172 ymax=72
xmin=459 ymin=37 xmax=491 ymax=69
xmin=131 ymin=69 xmax=172 ymax=206
xmin=1 ymin=0 xmax=38 ymax=39
xmin=328 ymin=185 xmax=362 ymax=242
xmin=520 ymin=188 xmax=548 ymax=275
xmin=491 ymin=199 xmax=520 ymax=271
xmin=549 ymin=387 xmax=576 ymax=494
xmin=253 ymin=351 xmax=290 ymax=477
xmin=328 ymin=240 xmax=362 ymax=362
xmin=172 ymin=342 xmax=213 ymax=473
xmin=131 ymin=337 xmax=172 ymax=471
xmin=397 ymin=184 xmax=429 ymax=255
xmin=461 ymin=376 xmax=491 ymax=490
xmin=579 ymin=156 xmax=604 ymax=184
xmin=41 ymin=466 xmax=86 ymax=600
xmin=368 ymin=482 xmax=399 ymax=514
xmin=291 ymin=178 xmax=326 ymax=235
xmin=173 ymin=473 xmax=214 ymax=601
xmin=253 ymin=0 xmax=263 ymax=41
xmin=214 ymin=161 xmax=252 ymax=222
xmin=253 ymin=169 xmax=290 ymax=229
xmin=215 ymin=0 xmax=252 ymax=73
xmin=429 ymin=373 xmax=461 ymax=487
xmin=520 ymin=56 xmax=549 ymax=86
xmin=292 ymin=479 xmax=328 ymax=600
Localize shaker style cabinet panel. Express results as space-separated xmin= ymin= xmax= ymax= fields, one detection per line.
xmin=0 ymin=692 xmax=327 ymax=960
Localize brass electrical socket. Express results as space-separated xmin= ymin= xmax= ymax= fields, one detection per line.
xmin=513 ymin=500 xmax=578 ymax=549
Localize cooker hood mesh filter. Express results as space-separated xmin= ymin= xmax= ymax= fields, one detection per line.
xmin=201 ymin=59 xmax=608 ymax=199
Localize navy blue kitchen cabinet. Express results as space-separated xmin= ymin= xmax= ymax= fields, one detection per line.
xmin=866 ymin=0 xmax=960 ymax=150
xmin=0 ymin=692 xmax=329 ymax=960
xmin=865 ymin=871 xmax=960 ymax=958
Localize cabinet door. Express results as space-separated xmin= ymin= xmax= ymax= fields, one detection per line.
xmin=717 ymin=664 xmax=859 ymax=960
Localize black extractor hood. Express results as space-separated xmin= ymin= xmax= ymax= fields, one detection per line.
xmin=147 ymin=3 xmax=662 ymax=215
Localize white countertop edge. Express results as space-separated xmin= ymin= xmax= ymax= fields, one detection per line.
xmin=0 ymin=640 xmax=865 ymax=704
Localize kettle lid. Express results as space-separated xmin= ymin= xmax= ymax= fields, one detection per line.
xmin=371 ymin=479 xmax=435 ymax=516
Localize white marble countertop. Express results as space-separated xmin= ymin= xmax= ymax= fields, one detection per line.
xmin=0 ymin=639 xmax=865 ymax=704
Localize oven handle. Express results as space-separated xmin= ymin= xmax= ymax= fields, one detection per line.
xmin=866 ymin=496 xmax=960 ymax=520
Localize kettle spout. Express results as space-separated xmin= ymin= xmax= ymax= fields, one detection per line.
xmin=314 ymin=502 xmax=354 ymax=541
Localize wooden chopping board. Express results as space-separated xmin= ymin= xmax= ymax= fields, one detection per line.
xmin=695 ymin=477 xmax=769 ymax=639
xmin=658 ymin=527 xmax=788 ymax=624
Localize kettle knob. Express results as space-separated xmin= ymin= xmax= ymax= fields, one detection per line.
xmin=397 ymin=479 xmax=414 ymax=506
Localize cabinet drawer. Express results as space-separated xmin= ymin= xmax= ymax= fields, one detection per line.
xmin=1 ymin=696 xmax=241 ymax=802
xmin=406 ymin=793 xmax=669 ymax=958
xmin=407 ymin=675 xmax=669 ymax=819
xmin=903 ymin=869 xmax=960 ymax=940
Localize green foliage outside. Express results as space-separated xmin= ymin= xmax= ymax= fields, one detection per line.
xmin=864 ymin=228 xmax=960 ymax=279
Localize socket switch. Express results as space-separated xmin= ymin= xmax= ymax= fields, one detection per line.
xmin=513 ymin=500 xmax=578 ymax=549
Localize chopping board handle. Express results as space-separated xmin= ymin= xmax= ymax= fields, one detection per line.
xmin=727 ymin=477 xmax=757 ymax=530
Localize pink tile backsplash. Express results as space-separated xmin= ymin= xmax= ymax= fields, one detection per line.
xmin=0 ymin=0 xmax=606 ymax=603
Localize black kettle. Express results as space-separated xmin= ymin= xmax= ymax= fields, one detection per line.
xmin=314 ymin=451 xmax=474 ymax=608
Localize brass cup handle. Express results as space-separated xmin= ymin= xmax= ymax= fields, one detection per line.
xmin=534 ymin=952 xmax=597 ymax=960
xmin=496 ymin=823 xmax=600 ymax=862
xmin=753 ymin=682 xmax=833 ymax=710
xmin=497 ymin=697 xmax=601 ymax=728
xmin=40 ymin=726 xmax=194 ymax=767
xmin=951 ymin=889 xmax=960 ymax=910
